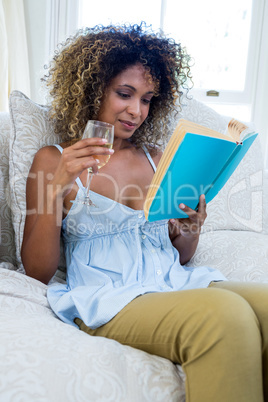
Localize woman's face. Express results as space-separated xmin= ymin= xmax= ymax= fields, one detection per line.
xmin=97 ymin=64 xmax=155 ymax=140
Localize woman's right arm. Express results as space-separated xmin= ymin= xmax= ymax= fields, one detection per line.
xmin=21 ymin=146 xmax=65 ymax=284
xmin=21 ymin=138 xmax=113 ymax=284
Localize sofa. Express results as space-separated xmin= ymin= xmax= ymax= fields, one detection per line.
xmin=0 ymin=90 xmax=268 ymax=401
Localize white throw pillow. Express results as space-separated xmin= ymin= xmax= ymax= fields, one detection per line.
xmin=8 ymin=90 xmax=66 ymax=275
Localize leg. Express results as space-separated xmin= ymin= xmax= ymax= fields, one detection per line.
xmin=75 ymin=288 xmax=263 ymax=402
xmin=210 ymin=281 xmax=268 ymax=401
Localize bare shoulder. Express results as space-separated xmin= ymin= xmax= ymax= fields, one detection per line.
xmin=30 ymin=143 xmax=68 ymax=167
xmin=30 ymin=145 xmax=62 ymax=174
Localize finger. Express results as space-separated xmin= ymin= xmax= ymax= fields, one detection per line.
xmin=63 ymin=155 xmax=99 ymax=178
xmin=64 ymin=144 xmax=114 ymax=160
xmin=170 ymin=218 xmax=188 ymax=231
xmin=85 ymin=145 xmax=114 ymax=157
xmin=178 ymin=194 xmax=206 ymax=218
xmin=72 ymin=155 xmax=100 ymax=171
xmin=72 ymin=137 xmax=108 ymax=150
xmin=91 ymin=162 xmax=99 ymax=175
xmin=170 ymin=218 xmax=201 ymax=237
xmin=197 ymin=194 xmax=206 ymax=213
xmin=178 ymin=202 xmax=197 ymax=218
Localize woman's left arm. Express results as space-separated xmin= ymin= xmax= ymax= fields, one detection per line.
xmin=168 ymin=194 xmax=207 ymax=265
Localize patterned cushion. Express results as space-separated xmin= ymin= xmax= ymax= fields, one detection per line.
xmin=0 ymin=112 xmax=16 ymax=265
xmin=187 ymin=230 xmax=268 ymax=282
xmin=8 ymin=90 xmax=65 ymax=275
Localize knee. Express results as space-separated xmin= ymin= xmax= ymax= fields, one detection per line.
xmin=204 ymin=287 xmax=259 ymax=330
xmin=181 ymin=288 xmax=261 ymax=350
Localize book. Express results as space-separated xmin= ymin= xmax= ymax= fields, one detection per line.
xmin=144 ymin=118 xmax=258 ymax=222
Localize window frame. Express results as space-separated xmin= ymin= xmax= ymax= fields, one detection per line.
xmin=171 ymin=0 xmax=265 ymax=110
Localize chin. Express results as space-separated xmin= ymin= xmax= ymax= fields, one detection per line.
xmin=115 ymin=128 xmax=137 ymax=140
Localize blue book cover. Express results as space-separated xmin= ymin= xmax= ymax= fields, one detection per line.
xmin=144 ymin=119 xmax=258 ymax=222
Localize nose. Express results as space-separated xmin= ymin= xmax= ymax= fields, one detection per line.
xmin=127 ymin=98 xmax=141 ymax=118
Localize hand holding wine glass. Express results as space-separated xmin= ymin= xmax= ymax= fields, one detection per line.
xmin=79 ymin=120 xmax=114 ymax=207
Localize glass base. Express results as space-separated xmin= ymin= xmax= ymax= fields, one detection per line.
xmin=70 ymin=197 xmax=98 ymax=208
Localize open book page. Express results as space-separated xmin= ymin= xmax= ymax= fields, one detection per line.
xmin=226 ymin=119 xmax=255 ymax=142
xmin=180 ymin=119 xmax=231 ymax=141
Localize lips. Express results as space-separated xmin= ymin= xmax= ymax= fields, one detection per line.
xmin=119 ymin=120 xmax=137 ymax=130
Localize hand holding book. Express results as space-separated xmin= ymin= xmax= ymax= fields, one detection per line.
xmin=168 ymin=194 xmax=207 ymax=265
xmin=169 ymin=194 xmax=207 ymax=238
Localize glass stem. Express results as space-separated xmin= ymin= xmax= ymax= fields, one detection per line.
xmin=85 ymin=170 xmax=94 ymax=199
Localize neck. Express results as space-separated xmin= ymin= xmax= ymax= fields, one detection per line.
xmin=113 ymin=137 xmax=133 ymax=152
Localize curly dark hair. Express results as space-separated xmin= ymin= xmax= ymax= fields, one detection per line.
xmin=43 ymin=22 xmax=192 ymax=148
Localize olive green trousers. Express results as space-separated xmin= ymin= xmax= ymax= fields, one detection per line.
xmin=75 ymin=281 xmax=268 ymax=402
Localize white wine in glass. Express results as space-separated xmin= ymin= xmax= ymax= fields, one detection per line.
xmin=89 ymin=142 xmax=114 ymax=170
xmin=80 ymin=120 xmax=114 ymax=207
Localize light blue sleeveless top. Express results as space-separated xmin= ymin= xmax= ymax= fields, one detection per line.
xmin=47 ymin=145 xmax=226 ymax=329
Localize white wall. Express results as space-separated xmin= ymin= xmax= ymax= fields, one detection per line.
xmin=23 ymin=0 xmax=48 ymax=104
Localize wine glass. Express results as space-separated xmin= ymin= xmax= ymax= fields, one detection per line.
xmin=78 ymin=120 xmax=114 ymax=207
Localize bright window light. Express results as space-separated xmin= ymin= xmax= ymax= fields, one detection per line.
xmin=79 ymin=0 xmax=161 ymax=30
xmin=163 ymin=0 xmax=253 ymax=92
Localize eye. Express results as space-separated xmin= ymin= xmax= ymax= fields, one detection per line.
xmin=142 ymin=98 xmax=152 ymax=105
xmin=116 ymin=91 xmax=130 ymax=99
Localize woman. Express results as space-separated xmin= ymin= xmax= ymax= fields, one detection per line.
xmin=21 ymin=23 xmax=268 ymax=401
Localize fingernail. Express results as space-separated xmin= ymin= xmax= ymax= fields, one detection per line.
xmin=180 ymin=203 xmax=185 ymax=209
